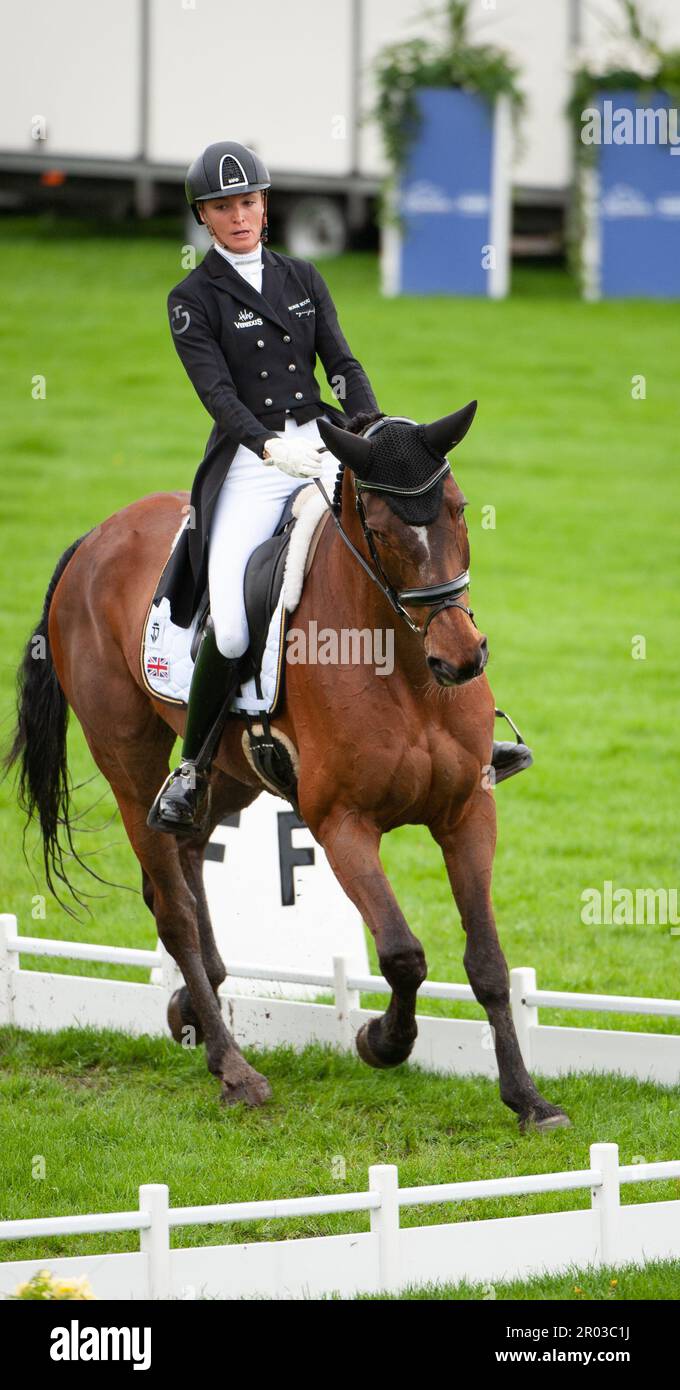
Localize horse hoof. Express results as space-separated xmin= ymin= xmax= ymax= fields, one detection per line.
xmin=220 ymin=1069 xmax=272 ymax=1108
xmin=355 ymin=1019 xmax=414 ymax=1070
xmin=167 ymin=989 xmax=204 ymax=1047
xmin=519 ymin=1106 xmax=571 ymax=1134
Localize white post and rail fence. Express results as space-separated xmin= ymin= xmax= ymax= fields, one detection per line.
xmin=1 ymin=915 xmax=679 ymax=1085
xmin=1 ymin=1145 xmax=679 ymax=1300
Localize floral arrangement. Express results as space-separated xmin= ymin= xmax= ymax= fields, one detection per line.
xmin=569 ymin=0 xmax=680 ymax=131
xmin=11 ymin=1269 xmax=95 ymax=1300
xmin=371 ymin=0 xmax=524 ymax=198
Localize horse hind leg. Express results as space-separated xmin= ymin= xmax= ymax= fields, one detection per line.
xmin=141 ymin=838 xmax=224 ymax=1046
xmin=168 ymin=772 xmax=262 ymax=1045
xmin=84 ymin=724 xmax=270 ymax=1107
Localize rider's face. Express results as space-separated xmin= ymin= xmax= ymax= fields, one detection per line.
xmin=199 ymin=191 xmax=264 ymax=252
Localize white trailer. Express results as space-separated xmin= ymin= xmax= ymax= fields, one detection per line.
xmin=2 ymin=0 xmax=679 ymax=253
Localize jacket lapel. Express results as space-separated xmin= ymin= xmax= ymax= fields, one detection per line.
xmin=203 ymin=246 xmax=290 ymax=331
xmin=260 ymin=248 xmax=290 ymax=319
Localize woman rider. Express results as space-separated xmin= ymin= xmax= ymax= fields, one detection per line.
xmin=147 ymin=140 xmax=530 ymax=835
xmin=147 ymin=141 xmax=380 ymax=835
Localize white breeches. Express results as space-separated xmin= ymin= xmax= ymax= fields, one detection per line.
xmin=208 ymin=415 xmax=339 ymax=658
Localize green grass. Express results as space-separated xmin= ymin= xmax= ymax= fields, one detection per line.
xmin=1 ymin=1031 xmax=679 ymax=1290
xmin=0 ymin=218 xmax=679 ymax=1294
xmin=360 ymin=1260 xmax=680 ymax=1300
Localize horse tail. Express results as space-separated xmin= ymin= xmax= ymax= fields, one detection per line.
xmin=3 ymin=532 xmax=93 ymax=913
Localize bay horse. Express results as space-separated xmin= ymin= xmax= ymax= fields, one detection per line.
xmin=4 ymin=401 xmax=569 ymax=1131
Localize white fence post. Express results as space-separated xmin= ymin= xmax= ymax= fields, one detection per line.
xmin=333 ymin=956 xmax=359 ymax=1050
xmin=139 ymin=1184 xmax=171 ymax=1299
xmin=590 ymin=1143 xmax=621 ymax=1268
xmin=510 ymin=966 xmax=538 ymax=1068
xmin=369 ymin=1164 xmax=400 ymax=1294
xmin=0 ymin=915 xmax=18 ymax=1027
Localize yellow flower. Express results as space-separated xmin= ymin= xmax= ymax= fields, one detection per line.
xmin=51 ymin=1276 xmax=95 ymax=1300
xmin=13 ymin=1270 xmax=95 ymax=1300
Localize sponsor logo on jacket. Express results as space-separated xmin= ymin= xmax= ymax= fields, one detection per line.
xmin=234 ymin=308 xmax=264 ymax=329
xmin=287 ymin=297 xmax=315 ymax=317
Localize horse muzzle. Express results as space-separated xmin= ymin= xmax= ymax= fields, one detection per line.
xmin=427 ymin=636 xmax=488 ymax=687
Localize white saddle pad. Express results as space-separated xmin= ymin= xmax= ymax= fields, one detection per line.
xmin=141 ymin=483 xmax=329 ymax=715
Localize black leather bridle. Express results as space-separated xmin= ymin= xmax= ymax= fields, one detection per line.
xmin=315 ymin=417 xmax=475 ymax=641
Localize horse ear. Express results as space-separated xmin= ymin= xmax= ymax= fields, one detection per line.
xmin=316 ymin=418 xmax=373 ymax=475
xmin=422 ymin=400 xmax=478 ymax=457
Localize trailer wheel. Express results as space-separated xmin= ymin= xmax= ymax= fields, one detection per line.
xmin=282 ymin=196 xmax=347 ymax=258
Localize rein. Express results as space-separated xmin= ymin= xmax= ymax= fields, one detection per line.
xmin=314 ymin=454 xmax=474 ymax=641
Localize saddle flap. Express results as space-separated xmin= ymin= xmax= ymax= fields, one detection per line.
xmin=243 ymin=482 xmax=331 ymax=674
xmin=243 ymin=531 xmax=292 ymax=673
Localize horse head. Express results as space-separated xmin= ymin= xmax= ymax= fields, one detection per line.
xmin=317 ymin=402 xmax=488 ymax=687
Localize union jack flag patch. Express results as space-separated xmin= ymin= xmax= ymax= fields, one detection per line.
xmin=147 ymin=656 xmax=169 ymax=680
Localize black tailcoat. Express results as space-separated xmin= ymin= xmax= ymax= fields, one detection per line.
xmin=155 ymin=244 xmax=379 ymax=627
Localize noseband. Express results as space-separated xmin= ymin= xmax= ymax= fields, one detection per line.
xmin=316 ymin=418 xmax=474 ymax=641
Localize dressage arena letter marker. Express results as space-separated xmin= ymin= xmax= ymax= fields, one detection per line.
xmin=278 ymin=810 xmax=314 ymax=907
xmin=201 ymin=792 xmax=369 ymax=999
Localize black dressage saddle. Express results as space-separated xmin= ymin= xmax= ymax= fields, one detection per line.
xmin=184 ymin=483 xmax=309 ymax=679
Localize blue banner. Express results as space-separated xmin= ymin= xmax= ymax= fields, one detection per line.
xmin=384 ymin=87 xmax=509 ymax=297
xmin=595 ymin=90 xmax=680 ymax=299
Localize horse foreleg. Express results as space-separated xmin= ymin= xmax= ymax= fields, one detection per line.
xmin=316 ymin=808 xmax=427 ymax=1068
xmin=433 ymin=793 xmax=570 ymax=1132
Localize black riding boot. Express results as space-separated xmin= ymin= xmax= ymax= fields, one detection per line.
xmin=147 ymin=620 xmax=243 ymax=836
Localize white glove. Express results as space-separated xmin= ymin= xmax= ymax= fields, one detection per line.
xmin=262 ymin=437 xmax=323 ymax=479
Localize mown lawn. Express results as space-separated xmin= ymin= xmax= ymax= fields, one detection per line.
xmin=0 ymin=218 xmax=678 ymax=1294
xmin=361 ymin=1260 xmax=679 ymax=1300
xmin=0 ymin=1030 xmax=679 ymax=1300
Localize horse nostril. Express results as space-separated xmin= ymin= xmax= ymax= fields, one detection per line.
xmin=427 ymin=656 xmax=456 ymax=684
xmin=428 ymin=641 xmax=488 ymax=687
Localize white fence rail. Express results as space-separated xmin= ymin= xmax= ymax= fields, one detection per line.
xmin=1 ymin=915 xmax=680 ymax=1084
xmin=1 ymin=1144 xmax=679 ymax=1300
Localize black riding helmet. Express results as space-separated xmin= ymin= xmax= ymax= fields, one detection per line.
xmin=185 ymin=141 xmax=271 ymax=225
